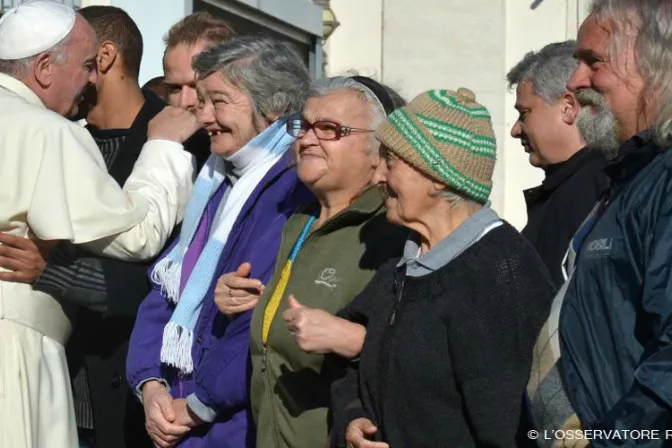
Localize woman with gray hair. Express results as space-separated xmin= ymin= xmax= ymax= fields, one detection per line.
xmin=336 ymin=88 xmax=554 ymax=448
xmin=213 ymin=75 xmax=407 ymax=447
xmin=126 ymin=35 xmax=313 ymax=448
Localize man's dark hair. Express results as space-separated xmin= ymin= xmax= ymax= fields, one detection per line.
xmin=79 ymin=6 xmax=143 ymax=79
xmin=143 ymin=76 xmax=167 ymax=100
xmin=164 ymin=12 xmax=235 ymax=49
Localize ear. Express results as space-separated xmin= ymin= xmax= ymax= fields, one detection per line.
xmin=560 ymin=92 xmax=580 ymax=125
xmin=431 ymin=181 xmax=447 ymax=196
xmin=33 ymin=53 xmax=54 ymax=88
xmin=97 ymin=41 xmax=118 ymax=75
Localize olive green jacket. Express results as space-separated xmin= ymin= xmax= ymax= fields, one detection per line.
xmin=249 ymin=187 xmax=406 ymax=448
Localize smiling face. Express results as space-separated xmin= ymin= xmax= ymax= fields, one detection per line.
xmin=373 ymin=146 xmax=445 ymax=227
xmin=37 ymin=15 xmax=98 ymax=118
xmin=295 ymin=90 xmax=381 ymax=197
xmin=568 ymin=13 xmax=646 ymax=142
xmin=195 ymin=72 xmax=266 ymax=156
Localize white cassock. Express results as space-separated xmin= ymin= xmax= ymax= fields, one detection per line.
xmin=0 ymin=73 xmax=194 ymax=448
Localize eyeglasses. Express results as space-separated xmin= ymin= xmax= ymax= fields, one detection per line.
xmin=286 ymin=117 xmax=375 ymax=141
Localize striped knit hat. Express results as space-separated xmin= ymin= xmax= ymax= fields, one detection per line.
xmin=376 ymin=88 xmax=497 ymax=203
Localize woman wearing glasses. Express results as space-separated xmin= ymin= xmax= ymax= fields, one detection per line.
xmin=214 ymin=76 xmax=407 ymax=448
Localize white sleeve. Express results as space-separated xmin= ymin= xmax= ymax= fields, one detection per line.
xmin=84 ymin=140 xmax=195 ymax=260
xmin=27 ymin=123 xmax=194 ymax=261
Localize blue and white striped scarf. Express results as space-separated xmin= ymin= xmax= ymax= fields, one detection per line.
xmin=151 ymin=119 xmax=294 ymax=373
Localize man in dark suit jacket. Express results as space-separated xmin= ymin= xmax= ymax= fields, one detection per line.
xmin=0 ymin=6 xmax=213 ymax=448
xmin=507 ymin=40 xmax=612 ymax=287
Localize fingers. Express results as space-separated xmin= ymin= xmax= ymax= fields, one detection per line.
xmin=283 ymin=307 xmax=300 ymax=325
xmin=346 ymin=419 xmax=387 ymax=448
xmin=147 ymin=427 xmax=180 ymax=448
xmin=146 ymin=411 xmax=189 ymax=444
xmin=0 ymin=269 xmax=31 ymax=283
xmin=360 ymin=441 xmax=390 ymax=448
xmin=154 ymin=416 xmax=189 ymax=438
xmin=0 ymin=232 xmax=35 ymax=250
xmin=287 ymin=295 xmax=304 ymax=309
xmin=0 ymin=243 xmax=31 ymax=262
xmin=215 ymin=297 xmax=259 ymax=316
xmin=148 ymin=106 xmax=202 ymax=143
xmin=215 ymin=291 xmax=259 ymax=316
xmin=157 ymin=395 xmax=176 ymax=422
xmin=0 ymin=254 xmax=23 ymax=271
xmin=229 ymin=300 xmax=259 ymax=314
xmin=227 ymin=275 xmax=264 ymax=293
xmin=236 ymin=262 xmax=252 ymax=277
xmin=361 ymin=422 xmax=379 ymax=436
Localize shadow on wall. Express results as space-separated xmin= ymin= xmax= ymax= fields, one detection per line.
xmin=530 ymin=0 xmax=544 ymax=9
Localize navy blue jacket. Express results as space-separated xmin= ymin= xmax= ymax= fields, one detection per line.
xmin=560 ymin=131 xmax=672 ymax=446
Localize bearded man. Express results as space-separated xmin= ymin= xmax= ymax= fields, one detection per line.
xmin=526 ymin=1 xmax=672 ymax=447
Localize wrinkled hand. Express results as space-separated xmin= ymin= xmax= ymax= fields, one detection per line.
xmin=283 ymin=295 xmax=342 ymax=354
xmin=142 ymin=381 xmax=190 ymax=448
xmin=214 ymin=262 xmax=264 ymax=316
xmin=148 ymin=106 xmax=202 ymax=143
xmin=0 ymin=232 xmax=55 ymax=283
xmin=172 ymin=398 xmax=204 ymax=429
xmin=346 ymin=418 xmax=389 ymax=448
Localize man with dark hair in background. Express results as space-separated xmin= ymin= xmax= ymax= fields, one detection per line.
xmin=143 ymin=75 xmax=168 ymax=101
xmin=0 ymin=6 xmax=202 ymax=448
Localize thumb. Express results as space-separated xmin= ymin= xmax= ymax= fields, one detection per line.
xmin=287 ymin=295 xmax=304 ymax=309
xmin=237 ymin=262 xmax=252 ymax=278
xmin=362 ymin=422 xmax=378 ymax=435
xmin=157 ymin=395 xmax=176 ymax=422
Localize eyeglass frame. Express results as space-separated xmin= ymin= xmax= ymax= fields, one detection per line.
xmin=286 ymin=117 xmax=375 ymax=141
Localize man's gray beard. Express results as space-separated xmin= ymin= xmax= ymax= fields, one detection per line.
xmin=576 ymin=89 xmax=621 ymax=159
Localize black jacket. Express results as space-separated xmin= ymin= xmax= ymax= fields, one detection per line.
xmin=522 ymin=148 xmax=608 ymax=286
xmin=52 ymin=90 xmax=209 ymax=448
xmin=332 ymin=223 xmax=555 ymax=448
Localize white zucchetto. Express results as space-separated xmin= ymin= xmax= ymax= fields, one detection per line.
xmin=0 ymin=1 xmax=76 ymax=60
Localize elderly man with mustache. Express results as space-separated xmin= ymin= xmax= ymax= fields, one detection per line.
xmin=526 ymin=1 xmax=672 ymax=447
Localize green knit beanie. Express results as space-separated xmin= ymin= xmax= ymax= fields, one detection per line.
xmin=376 ymin=88 xmax=497 ymax=203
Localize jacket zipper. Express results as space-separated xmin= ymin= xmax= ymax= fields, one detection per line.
xmin=262 ymin=347 xmax=282 ymax=445
xmin=260 ymin=224 xmax=305 ymax=446
xmin=178 ymin=372 xmax=185 ymax=398
xmin=389 ymin=271 xmax=405 ymax=326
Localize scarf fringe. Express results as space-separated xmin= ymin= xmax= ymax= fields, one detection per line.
xmin=157 ymin=119 xmax=294 ymax=373
xmin=151 ymin=257 xmax=182 ymax=304
xmin=160 ymin=321 xmax=195 ymax=374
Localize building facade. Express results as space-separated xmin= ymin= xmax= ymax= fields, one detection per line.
xmin=324 ymin=0 xmax=592 ymax=228
xmin=0 ymin=0 xmax=323 ymax=84
xmin=1 ymin=0 xmax=594 ymax=228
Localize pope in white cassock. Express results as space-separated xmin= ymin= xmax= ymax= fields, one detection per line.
xmin=0 ymin=2 xmax=199 ymax=447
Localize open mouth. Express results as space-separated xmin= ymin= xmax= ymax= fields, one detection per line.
xmin=207 ymin=128 xmax=232 ymax=137
xmin=379 ymin=185 xmax=397 ymax=200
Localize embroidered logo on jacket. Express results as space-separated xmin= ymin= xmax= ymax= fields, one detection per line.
xmin=586 ymin=238 xmax=613 ymax=252
xmin=314 ymin=268 xmax=341 ymax=291
xmin=584 ymin=237 xmax=613 ymax=258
